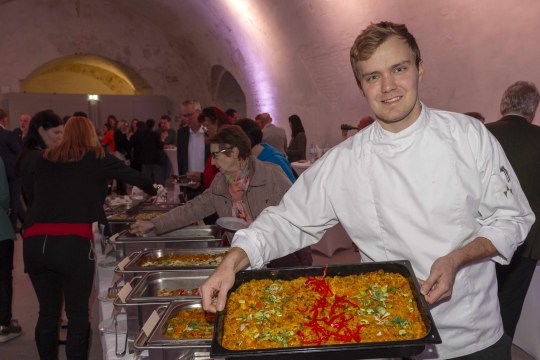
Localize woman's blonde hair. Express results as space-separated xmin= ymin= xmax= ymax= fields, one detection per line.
xmin=44 ymin=116 xmax=105 ymax=162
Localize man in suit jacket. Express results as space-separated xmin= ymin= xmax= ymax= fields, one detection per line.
xmin=177 ymin=100 xmax=209 ymax=200
xmin=0 ymin=109 xmax=23 ymax=228
xmin=486 ymin=81 xmax=540 ymax=339
xmin=255 ymin=113 xmax=287 ymax=154
xmin=12 ymin=113 xmax=30 ymax=144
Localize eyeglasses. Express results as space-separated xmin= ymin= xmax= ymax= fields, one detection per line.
xmin=181 ymin=112 xmax=196 ymax=118
xmin=211 ymin=148 xmax=231 ymax=159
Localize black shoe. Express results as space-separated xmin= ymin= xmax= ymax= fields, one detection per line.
xmin=0 ymin=320 xmax=22 ymax=342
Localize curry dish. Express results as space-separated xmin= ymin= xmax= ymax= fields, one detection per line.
xmin=158 ymin=287 xmax=200 ymax=297
xmin=139 ymin=253 xmax=225 ymax=267
xmin=222 ymin=269 xmax=427 ymax=350
xmin=163 ymin=308 xmax=214 ymax=339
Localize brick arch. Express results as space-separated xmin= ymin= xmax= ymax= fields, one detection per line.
xmin=21 ymin=54 xmax=152 ymax=95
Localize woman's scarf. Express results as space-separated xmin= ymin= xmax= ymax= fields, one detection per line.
xmin=226 ymin=159 xmax=252 ymax=223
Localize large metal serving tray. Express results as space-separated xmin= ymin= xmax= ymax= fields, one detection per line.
xmin=115 ymin=247 xmax=228 ymax=281
xmin=112 ymin=225 xmax=223 ymax=261
xmin=134 ymin=300 xmax=212 ymax=360
xmin=114 ymin=270 xmax=214 ymax=354
xmin=106 ymin=209 xmax=173 ymax=234
xmin=211 ymin=261 xmax=441 ymax=360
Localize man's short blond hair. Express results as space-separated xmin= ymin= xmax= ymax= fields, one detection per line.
xmin=181 ymin=100 xmax=202 ymax=112
xmin=350 ymin=21 xmax=422 ymax=88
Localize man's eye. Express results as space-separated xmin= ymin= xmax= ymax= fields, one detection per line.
xmin=394 ymin=66 xmax=406 ymax=73
xmin=366 ymin=74 xmax=379 ymax=82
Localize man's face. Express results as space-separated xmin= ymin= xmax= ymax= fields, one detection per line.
xmin=181 ymin=105 xmax=201 ymax=130
xmin=20 ymin=114 xmax=31 ymax=130
xmin=357 ymin=36 xmax=424 ymax=133
xmin=160 ymin=118 xmax=170 ymax=130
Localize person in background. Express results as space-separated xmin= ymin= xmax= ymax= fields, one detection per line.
xmin=255 ymin=113 xmax=287 ymax=154
xmin=22 ymin=116 xmax=155 ymax=360
xmin=0 ymin=157 xmax=22 ymax=343
xmin=12 ymin=113 xmax=31 ymax=144
xmin=0 ymin=109 xmax=23 ymax=229
xmin=177 ymin=100 xmax=207 ymax=200
xmin=236 ymin=118 xmax=296 ymax=183
xmin=130 ymin=125 xmax=312 ymax=268
xmin=465 ymin=112 xmax=485 ymax=123
xmin=100 ymin=115 xmax=116 ymax=154
xmin=225 ymin=108 xmax=238 ymax=122
xmin=140 ymin=119 xmax=165 ymax=185
xmin=17 ymin=110 xmax=64 ymax=208
xmin=127 ymin=118 xmax=139 ymax=141
xmin=200 ymin=21 xmax=534 ymax=359
xmin=130 ymin=121 xmax=146 ymax=172
xmin=114 ymin=120 xmax=131 ymax=195
xmin=158 ymin=115 xmax=177 ymax=147
xmin=357 ymin=115 xmax=375 ymax=130
xmin=285 ymin=114 xmax=307 ymax=162
xmin=186 ymin=107 xmax=231 ymax=190
xmin=486 ymin=81 xmax=540 ymax=339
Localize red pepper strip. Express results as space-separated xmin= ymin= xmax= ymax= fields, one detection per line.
xmin=297 ymin=307 xmax=308 ymax=312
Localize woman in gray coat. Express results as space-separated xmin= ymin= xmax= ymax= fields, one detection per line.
xmin=131 ymin=125 xmax=312 ymax=267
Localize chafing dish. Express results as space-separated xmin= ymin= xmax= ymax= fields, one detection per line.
xmin=114 ymin=270 xmax=213 ymax=354
xmin=114 ymin=247 xmax=228 ymax=281
xmin=110 ymin=225 xmax=223 ymax=261
xmin=211 ymin=261 xmax=441 ymax=360
xmin=134 ymin=300 xmax=212 ymax=360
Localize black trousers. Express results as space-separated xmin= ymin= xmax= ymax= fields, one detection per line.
xmin=496 ymin=253 xmax=537 ymax=338
xmin=448 ymin=334 xmax=512 ymax=360
xmin=23 ymin=235 xmax=95 ymax=360
xmin=0 ymin=239 xmax=14 ymax=326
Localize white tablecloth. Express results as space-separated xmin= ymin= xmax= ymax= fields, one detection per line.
xmin=96 ymin=250 xmax=144 ymax=359
xmin=164 ymin=147 xmax=178 ymax=176
xmin=513 ymin=262 xmax=540 ymax=359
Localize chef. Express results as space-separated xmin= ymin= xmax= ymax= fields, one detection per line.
xmin=200 ymin=21 xmax=534 ymax=359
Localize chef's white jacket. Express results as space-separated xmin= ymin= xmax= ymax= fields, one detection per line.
xmin=233 ymin=104 xmax=534 ymax=359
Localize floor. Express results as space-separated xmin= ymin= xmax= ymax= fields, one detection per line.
xmin=2 ymin=238 xmax=535 ymax=360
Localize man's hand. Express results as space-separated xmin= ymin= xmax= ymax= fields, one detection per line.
xmin=418 ymin=254 xmax=458 ymax=304
xmin=199 ymin=248 xmax=251 ymax=313
xmin=419 ymin=236 xmax=498 ymax=304
xmin=129 ymin=220 xmax=155 ymax=237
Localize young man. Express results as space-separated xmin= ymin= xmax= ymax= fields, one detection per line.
xmin=201 ymin=22 xmax=534 ymax=359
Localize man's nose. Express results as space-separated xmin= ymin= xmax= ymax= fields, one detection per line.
xmin=381 ymin=74 xmax=397 ymax=92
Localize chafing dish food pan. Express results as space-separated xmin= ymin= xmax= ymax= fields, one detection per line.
xmin=114 ymin=270 xmax=214 ymax=354
xmin=134 ymin=300 xmax=212 ymax=360
xmin=211 ymin=261 xmax=441 ymax=360
xmin=115 ymin=248 xmax=228 ymax=281
xmin=111 ymin=225 xmax=223 ymax=261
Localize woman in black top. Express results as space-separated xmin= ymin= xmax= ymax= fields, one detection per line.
xmin=140 ymin=118 xmax=165 ymax=185
xmin=22 ymin=116 xmax=155 ymax=360
xmin=286 ymin=114 xmax=307 ymax=162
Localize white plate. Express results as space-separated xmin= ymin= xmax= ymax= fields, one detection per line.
xmin=98 ymin=313 xmax=127 ymax=334
xmin=216 ymin=217 xmax=248 ymax=232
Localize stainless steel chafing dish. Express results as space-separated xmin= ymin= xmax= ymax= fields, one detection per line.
xmin=110 ymin=225 xmax=223 ymax=261
xmin=114 ymin=247 xmax=228 ymax=281
xmin=134 ymin=300 xmax=212 ymax=360
xmin=114 ymin=270 xmax=213 ymax=354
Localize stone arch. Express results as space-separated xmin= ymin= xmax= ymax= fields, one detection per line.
xmin=21 ymin=54 xmax=152 ymax=95
xmin=210 ymin=65 xmax=246 ymax=117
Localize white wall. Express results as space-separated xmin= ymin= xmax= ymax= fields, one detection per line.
xmin=1 ymin=0 xmax=539 ymax=148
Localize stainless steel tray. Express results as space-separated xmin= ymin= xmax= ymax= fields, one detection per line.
xmin=111 ymin=225 xmax=223 ymax=261
xmin=134 ymin=301 xmax=212 ymax=360
xmin=115 ymin=248 xmax=228 ymax=281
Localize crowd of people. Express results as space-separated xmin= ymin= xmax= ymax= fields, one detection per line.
xmin=0 ymin=20 xmax=539 ymax=360
xmin=0 ymin=101 xmax=310 ymax=358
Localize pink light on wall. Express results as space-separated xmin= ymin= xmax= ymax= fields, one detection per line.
xmin=222 ymin=0 xmax=277 ymax=119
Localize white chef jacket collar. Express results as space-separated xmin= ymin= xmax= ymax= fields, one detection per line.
xmin=373 ymin=102 xmax=428 ymax=142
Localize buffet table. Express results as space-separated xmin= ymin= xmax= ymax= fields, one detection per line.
xmin=97 ymin=250 xmax=145 ymax=360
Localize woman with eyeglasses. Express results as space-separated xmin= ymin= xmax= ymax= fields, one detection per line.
xmin=131 ymin=125 xmax=312 ymax=268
